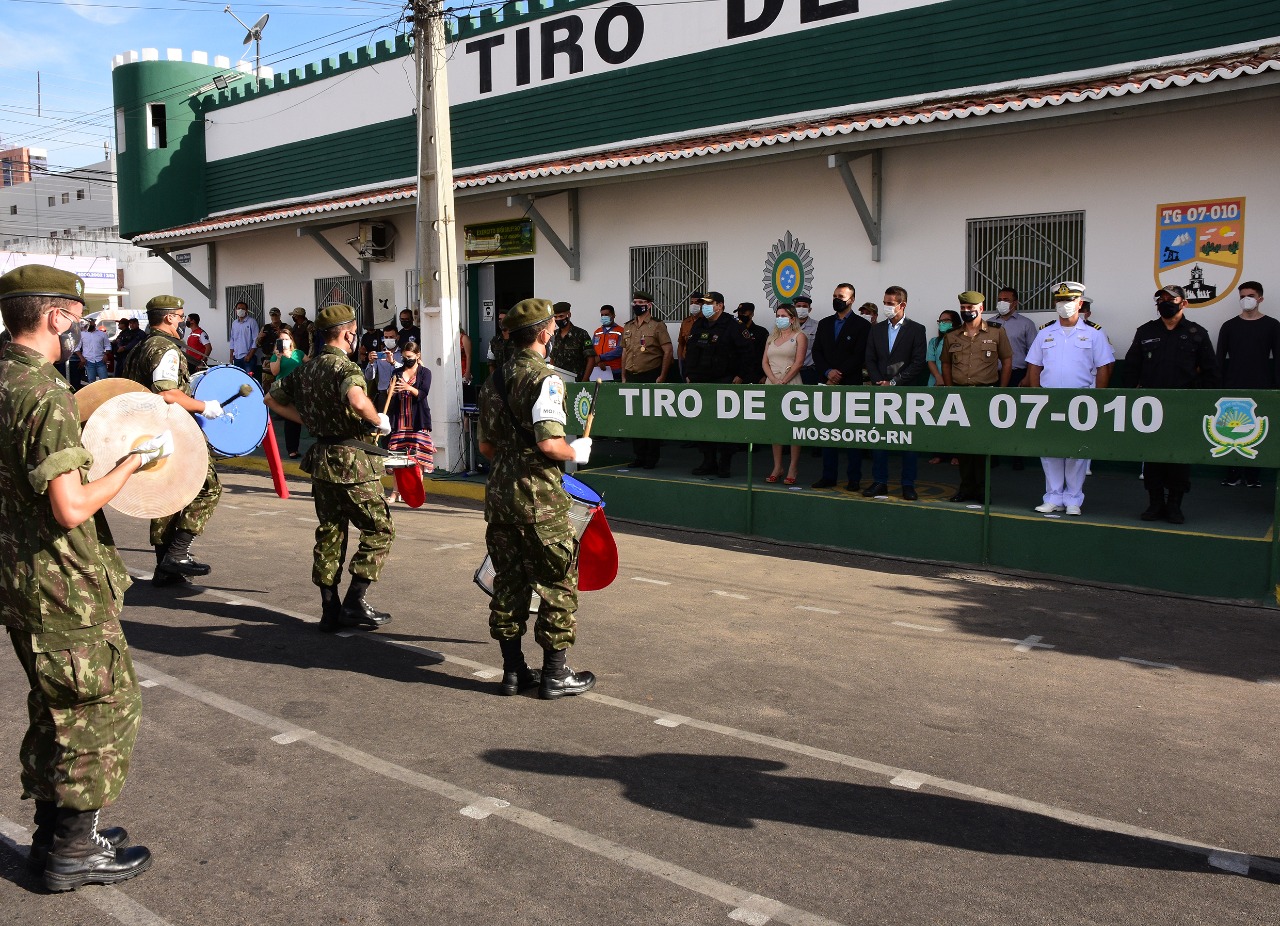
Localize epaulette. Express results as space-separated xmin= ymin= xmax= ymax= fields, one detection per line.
xmin=1039 ymin=319 xmax=1056 ymax=330
xmin=1085 ymin=320 xmax=1103 ymax=330
xmin=987 ymin=320 xmax=1003 ymax=328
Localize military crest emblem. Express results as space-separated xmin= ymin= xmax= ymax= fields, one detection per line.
xmin=1203 ymin=397 xmax=1268 ymax=459
xmin=572 ymin=386 xmax=594 ymax=430
xmin=1155 ymin=197 xmax=1245 ymax=308
xmin=761 ymin=231 xmax=814 ymax=310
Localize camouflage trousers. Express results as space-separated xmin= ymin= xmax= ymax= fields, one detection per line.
xmin=486 ymin=520 xmax=578 ymax=651
xmin=312 ymin=478 xmax=395 ymax=587
xmin=8 ymin=621 xmax=141 ymax=810
xmin=151 ymin=456 xmax=222 ymax=546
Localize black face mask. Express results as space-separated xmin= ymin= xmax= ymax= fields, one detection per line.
xmin=555 ymin=317 xmax=569 ymax=329
xmin=632 ymin=305 xmax=649 ymax=317
xmin=1157 ymin=300 xmax=1180 ymax=319
xmin=832 ymin=297 xmax=848 ymax=313
xmin=960 ymin=310 xmax=979 ymax=323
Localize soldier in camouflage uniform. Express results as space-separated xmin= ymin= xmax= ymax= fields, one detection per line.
xmin=477 ymin=298 xmax=597 ymax=699
xmin=547 ymin=301 xmax=597 ymax=381
xmin=0 ymin=265 xmax=170 ymax=891
xmin=266 ymin=304 xmax=395 ymax=631
xmin=123 ymin=295 xmax=226 ymax=586
xmin=487 ymin=307 xmax=518 ymax=377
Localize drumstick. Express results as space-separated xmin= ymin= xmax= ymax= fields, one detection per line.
xmin=582 ymin=380 xmax=601 ymax=439
xmin=218 ymin=383 xmax=254 ymax=408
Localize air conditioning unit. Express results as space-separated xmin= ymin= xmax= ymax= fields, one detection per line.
xmin=349 ymin=221 xmax=395 ymax=262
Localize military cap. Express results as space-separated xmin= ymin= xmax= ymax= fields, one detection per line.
xmin=147 ymin=294 xmax=184 ymax=312
xmin=703 ymin=291 xmax=725 ymax=304
xmin=290 ymin=306 xmax=308 ymax=318
xmin=735 ymin=302 xmax=756 ymax=314
xmin=1159 ymin=284 xmax=1186 ymax=300
xmin=1081 ymin=296 xmax=1093 ymax=306
xmin=957 ymin=290 xmax=985 ymax=306
xmin=1051 ymin=281 xmax=1086 ymax=301
xmin=503 ymin=298 xmax=554 ymax=332
xmin=315 ymin=303 xmax=356 ymax=330
xmin=552 ymin=301 xmax=572 ymax=313
xmin=632 ymin=290 xmax=653 ymax=302
xmin=793 ymin=294 xmax=813 ymax=305
xmin=688 ymin=291 xmax=704 ymax=302
xmin=0 ymin=264 xmax=86 ymax=304
xmin=269 ymin=306 xmax=282 ymax=317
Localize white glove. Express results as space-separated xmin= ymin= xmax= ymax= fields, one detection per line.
xmin=376 ymin=413 xmax=392 ymax=436
xmin=570 ymin=437 xmax=592 ymax=464
xmin=134 ymin=430 xmax=174 ymax=467
xmin=202 ymin=399 xmax=224 ymax=419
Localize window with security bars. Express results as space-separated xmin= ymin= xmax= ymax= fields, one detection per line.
xmin=224 ymin=283 xmax=264 ymax=330
xmin=315 ymin=275 xmax=361 ymax=314
xmin=630 ymin=242 xmax=708 ymax=322
xmin=967 ymin=212 xmax=1084 ymax=315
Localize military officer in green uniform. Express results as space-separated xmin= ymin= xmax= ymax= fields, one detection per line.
xmin=123 ymin=294 xmax=226 ymax=586
xmin=547 ymin=301 xmax=597 ymax=381
xmin=487 ymin=307 xmax=518 ymax=378
xmin=265 ymin=304 xmax=395 ymax=631
xmin=478 ymin=298 xmax=596 ymax=700
xmin=0 ymin=265 xmax=169 ymax=891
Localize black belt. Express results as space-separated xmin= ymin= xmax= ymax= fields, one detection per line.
xmin=314 ymin=436 xmax=389 ymax=457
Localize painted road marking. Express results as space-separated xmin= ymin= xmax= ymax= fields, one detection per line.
xmin=1119 ymin=657 xmax=1179 ymax=670
xmin=892 ymin=621 xmax=944 ymax=633
xmin=712 ymin=590 xmax=749 ymax=600
xmin=129 ymin=659 xmax=846 ymax=926
xmin=654 ymin=715 xmax=689 ymax=728
xmin=1003 ymin=635 xmax=1054 ymax=653
xmin=889 ymin=774 xmax=925 ymax=790
xmin=460 ymin=797 xmax=511 ymax=820
xmin=632 ymin=577 xmax=671 ymax=586
xmin=473 ymin=669 xmax=502 ymax=679
xmin=0 ymin=812 xmax=177 ymax=926
xmin=271 ymin=730 xmax=313 ymax=745
xmin=140 ymin=679 xmax=160 ymax=688
xmin=797 ymin=606 xmax=839 ymax=615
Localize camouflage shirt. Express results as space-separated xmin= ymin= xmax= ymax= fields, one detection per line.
xmin=547 ymin=324 xmax=594 ymax=380
xmin=0 ymin=342 xmax=131 ymax=637
xmin=124 ymin=329 xmax=192 ymax=395
xmin=271 ymin=345 xmax=380 ymax=484
xmin=488 ymin=334 xmax=517 ymax=370
xmin=478 ymin=348 xmax=570 ymax=525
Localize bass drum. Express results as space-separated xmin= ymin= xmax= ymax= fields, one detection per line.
xmin=191 ymin=364 xmax=268 ymax=457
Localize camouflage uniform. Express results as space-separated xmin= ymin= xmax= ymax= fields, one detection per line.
xmin=547 ymin=324 xmax=595 ymax=381
xmin=124 ymin=329 xmax=222 ymax=546
xmin=488 ymin=333 xmax=517 ymax=372
xmin=270 ymin=345 xmax=394 ymax=586
xmin=478 ymin=348 xmax=578 ymax=650
xmin=0 ymin=342 xmax=141 ymax=811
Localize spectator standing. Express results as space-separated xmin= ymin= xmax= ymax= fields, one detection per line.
xmin=1122 ymin=284 xmax=1219 ymax=524
xmin=182 ymin=312 xmax=212 ymax=372
xmin=678 ymin=291 xmax=703 ymax=381
xmin=810 ymin=283 xmax=871 ymax=490
xmin=113 ymin=318 xmax=144 ymax=375
xmin=460 ymin=327 xmax=473 ymax=384
xmin=735 ymin=303 xmax=770 ymax=384
xmin=1024 ymin=282 xmax=1114 ymax=516
xmin=992 ymin=286 xmax=1038 ymax=471
xmin=386 ymin=343 xmax=434 ymax=503
xmin=763 ymin=304 xmax=807 ymax=484
xmin=865 ymin=285 xmax=928 ymax=500
xmin=398 ymin=309 xmax=420 ymax=347
xmin=591 ymin=305 xmax=623 ymax=379
xmin=1216 ymin=280 xmax=1277 ymax=487
xmin=926 ymin=309 xmax=962 ymax=466
xmin=548 ymin=301 xmax=596 ymax=381
xmin=487 ymin=308 xmax=516 ymax=376
xmin=942 ymin=291 xmax=1012 ymax=502
xmin=364 ymin=326 xmax=402 ymax=410
xmin=289 ymin=307 xmax=314 ymax=358
xmin=229 ymin=301 xmax=260 ymax=373
xmin=794 ymin=295 xmax=820 ymax=384
xmin=685 ymin=291 xmax=752 ymax=477
xmin=267 ymin=329 xmax=306 ymax=458
xmin=255 ymin=313 xmax=286 ymax=390
xmin=76 ymin=318 xmax=112 ymax=383
xmin=621 ymin=290 xmax=673 ymax=469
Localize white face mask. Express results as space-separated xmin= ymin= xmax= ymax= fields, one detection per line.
xmin=796 ymin=307 xmax=810 ymax=319
xmin=995 ymin=300 xmax=1012 ymax=316
xmin=1240 ymin=296 xmax=1260 ymax=312
xmin=235 ymin=309 xmax=247 ymax=318
xmin=689 ymin=304 xmax=700 ymax=316
xmin=1056 ymin=300 xmax=1079 ymax=320
xmin=383 ymin=337 xmax=396 ymax=347
xmin=880 ymin=303 xmax=899 ymax=321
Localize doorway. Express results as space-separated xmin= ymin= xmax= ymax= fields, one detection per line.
xmin=468 ymin=257 xmax=534 ymax=381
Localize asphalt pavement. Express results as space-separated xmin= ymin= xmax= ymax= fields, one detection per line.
xmin=1 ymin=468 xmax=1276 ymax=925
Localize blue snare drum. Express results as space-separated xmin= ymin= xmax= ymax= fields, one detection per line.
xmin=191 ymin=364 xmax=268 ymax=457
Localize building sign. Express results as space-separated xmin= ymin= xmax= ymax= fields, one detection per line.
xmin=761 ymin=231 xmax=813 ymax=308
xmin=1155 ymin=197 xmax=1245 ymax=307
xmin=0 ymin=251 xmax=118 ymax=291
xmin=464 ymin=219 xmax=535 ymax=261
xmin=573 ymin=383 xmax=1278 ymax=465
xmin=450 ymin=0 xmax=939 ymax=103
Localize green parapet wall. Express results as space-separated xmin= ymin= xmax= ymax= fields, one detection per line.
xmin=114 ymin=58 xmax=224 ymax=238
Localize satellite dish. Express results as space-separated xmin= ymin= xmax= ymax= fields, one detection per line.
xmin=224 ymin=7 xmax=270 ymax=77
xmin=243 ymin=13 xmax=269 ymax=46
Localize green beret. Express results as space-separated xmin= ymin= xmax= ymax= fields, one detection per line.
xmin=957 ymin=290 xmax=985 ymax=306
xmin=503 ymin=298 xmax=554 ymax=332
xmin=316 ymin=303 xmax=356 ymax=330
xmin=632 ymin=290 xmax=653 ymax=302
xmin=146 ymin=294 xmax=184 ymax=312
xmin=552 ymin=301 xmax=571 ymax=313
xmin=0 ymin=264 xmax=86 ymax=304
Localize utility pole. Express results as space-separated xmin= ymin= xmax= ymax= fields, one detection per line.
xmin=412 ymin=0 xmax=463 ymax=471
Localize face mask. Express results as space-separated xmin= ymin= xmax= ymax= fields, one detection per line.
xmin=880 ymin=303 xmax=898 ymax=321
xmin=632 ymin=304 xmax=649 ymax=316
xmin=401 ymin=319 xmax=412 ymax=328
xmin=736 ymin=314 xmax=751 ymax=325
xmin=996 ymin=300 xmax=1012 ymax=316
xmin=1241 ymin=296 xmax=1260 ymax=312
xmin=555 ymin=317 xmax=569 ymax=329
xmin=236 ymin=309 xmax=247 ymax=318
xmin=832 ymin=297 xmax=848 ymax=312
xmin=796 ymin=307 xmax=810 ymax=319
xmin=56 ymin=309 xmax=82 ymax=363
xmin=774 ymin=316 xmax=791 ymax=330
xmin=689 ymin=304 xmax=700 ymax=316
xmin=937 ymin=322 xmax=954 ymax=334
xmin=383 ymin=337 xmax=396 ymax=347
xmin=403 ymin=355 xmax=418 ymax=365
xmin=701 ymin=305 xmax=715 ymax=319
xmin=960 ymin=310 xmax=979 ymax=323
xmin=1055 ymin=301 xmax=1078 ymax=320
xmin=1157 ymin=300 xmax=1180 ymax=319
xmin=600 ymin=316 xmax=613 ymax=328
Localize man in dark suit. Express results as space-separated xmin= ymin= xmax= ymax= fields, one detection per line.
xmin=864 ymin=285 xmax=928 ymax=500
xmin=810 ymin=283 xmax=871 ymax=490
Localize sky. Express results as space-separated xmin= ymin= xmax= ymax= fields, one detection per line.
xmin=0 ymin=0 xmax=418 ymax=170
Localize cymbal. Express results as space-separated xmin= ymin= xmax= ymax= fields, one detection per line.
xmin=83 ymin=393 xmax=210 ymax=518
xmin=75 ymin=378 xmax=149 ymax=423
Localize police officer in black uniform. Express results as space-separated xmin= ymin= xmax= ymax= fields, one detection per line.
xmin=1122 ymin=284 xmax=1220 ymax=524
xmin=685 ymin=290 xmax=752 ymax=477
xmin=735 ymin=302 xmax=770 ymax=384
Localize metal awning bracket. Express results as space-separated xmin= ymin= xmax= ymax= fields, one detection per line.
xmin=298 ymin=226 xmax=369 ymax=281
xmin=828 ymin=150 xmax=882 ymax=262
xmin=506 ymin=190 xmax=580 ymax=280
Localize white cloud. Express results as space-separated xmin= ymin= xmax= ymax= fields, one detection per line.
xmin=63 ymin=0 xmax=133 ymax=26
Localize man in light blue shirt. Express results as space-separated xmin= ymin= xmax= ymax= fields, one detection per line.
xmin=228 ymin=301 xmax=260 ymax=373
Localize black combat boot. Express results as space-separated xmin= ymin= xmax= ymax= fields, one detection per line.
xmin=318 ymin=585 xmax=342 ymax=633
xmin=498 ymin=638 xmax=540 ymax=696
xmin=340 ymin=577 xmax=392 ymax=629
xmin=28 ymin=801 xmax=128 ymax=874
xmin=159 ymin=530 xmax=211 ymax=576
xmin=151 ymin=544 xmax=190 ymax=587
xmin=43 ymin=808 xmax=151 ymax=892
xmin=538 ymin=647 xmax=595 ymax=700
xmin=1164 ymin=492 xmax=1186 ymax=525
xmin=1139 ymin=491 xmax=1166 ymax=522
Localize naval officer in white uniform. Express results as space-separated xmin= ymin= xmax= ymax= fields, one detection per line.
xmin=1024 ymin=281 xmax=1115 ymax=516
